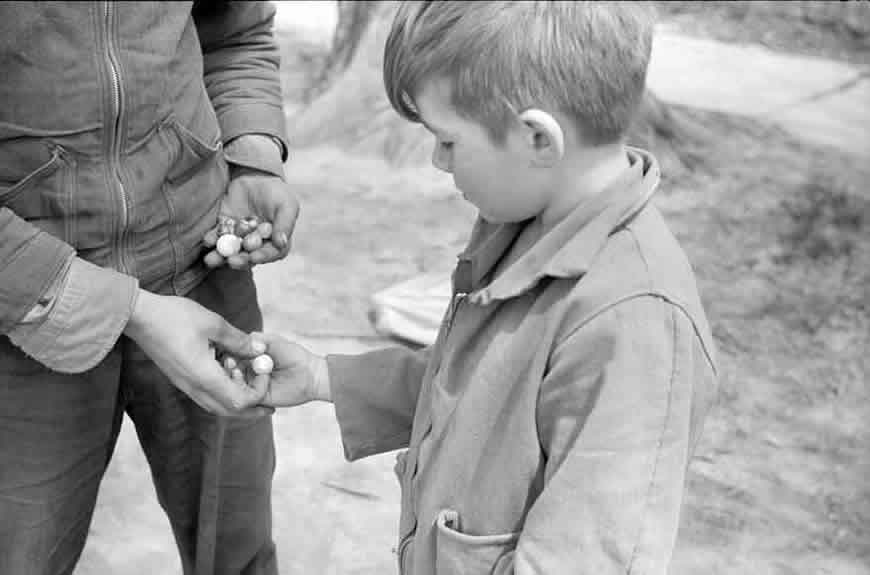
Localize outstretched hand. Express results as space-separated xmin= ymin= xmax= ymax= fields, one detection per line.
xmin=247 ymin=332 xmax=331 ymax=408
xmin=123 ymin=289 xmax=272 ymax=417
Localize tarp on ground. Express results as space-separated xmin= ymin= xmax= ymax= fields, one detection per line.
xmin=368 ymin=272 xmax=450 ymax=347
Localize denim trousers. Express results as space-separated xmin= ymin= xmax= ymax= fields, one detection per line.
xmin=0 ymin=267 xmax=277 ymax=575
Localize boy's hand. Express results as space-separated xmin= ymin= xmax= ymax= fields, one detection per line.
xmin=252 ymin=333 xmax=331 ymax=407
xmin=123 ymin=290 xmax=272 ymax=418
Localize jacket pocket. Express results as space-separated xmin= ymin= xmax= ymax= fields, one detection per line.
xmin=434 ymin=509 xmax=518 ymax=575
xmin=0 ymin=143 xmax=77 ymax=245
xmin=165 ymin=116 xmax=223 ymax=185
xmin=160 ymin=117 xmax=227 ymax=293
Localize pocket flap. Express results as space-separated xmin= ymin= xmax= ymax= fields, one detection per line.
xmin=0 ymin=146 xmax=64 ymax=205
xmin=165 ymin=118 xmax=222 ymax=184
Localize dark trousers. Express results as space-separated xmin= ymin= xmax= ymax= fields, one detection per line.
xmin=0 ymin=268 xmax=277 ymax=575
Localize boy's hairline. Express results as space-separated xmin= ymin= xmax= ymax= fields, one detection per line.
xmin=386 ymin=2 xmax=653 ymax=146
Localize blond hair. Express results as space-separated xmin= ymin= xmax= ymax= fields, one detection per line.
xmin=384 ymin=1 xmax=655 ymax=145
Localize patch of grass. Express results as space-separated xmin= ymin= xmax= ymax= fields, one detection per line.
xmin=762 ymin=170 xmax=870 ymax=334
xmin=657 ymin=1 xmax=870 ymax=64
xmin=641 ymin=107 xmax=870 ymax=571
xmin=778 ymin=172 xmax=868 ymax=264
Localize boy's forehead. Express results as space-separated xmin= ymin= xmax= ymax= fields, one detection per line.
xmin=415 ymin=78 xmax=455 ymax=133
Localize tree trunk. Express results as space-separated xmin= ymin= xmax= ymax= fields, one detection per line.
xmin=304 ymin=1 xmax=384 ymax=102
xmin=289 ymin=1 xmax=431 ymax=165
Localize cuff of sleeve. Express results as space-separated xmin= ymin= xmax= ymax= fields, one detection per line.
xmin=224 ymin=133 xmax=286 ymax=179
xmin=0 ymin=223 xmax=75 ymax=330
xmin=218 ymin=102 xmax=289 ymax=162
xmin=327 ymin=353 xmax=412 ymax=462
xmin=7 ymin=258 xmax=140 ymax=373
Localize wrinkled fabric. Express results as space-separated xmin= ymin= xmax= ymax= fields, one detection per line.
xmin=0 ymin=2 xmax=285 ymax=573
xmin=0 ymin=266 xmax=277 ymax=575
xmin=328 ymin=149 xmax=718 ymax=574
xmin=0 ymin=1 xmax=287 ymax=365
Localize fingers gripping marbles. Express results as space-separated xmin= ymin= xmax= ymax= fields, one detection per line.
xmin=214 ymin=215 xmax=274 ymax=257
xmin=218 ymin=350 xmax=274 ymax=383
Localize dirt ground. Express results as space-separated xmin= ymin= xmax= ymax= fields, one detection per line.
xmin=77 ymin=3 xmax=869 ymax=574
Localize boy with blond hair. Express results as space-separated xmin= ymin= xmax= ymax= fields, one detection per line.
xmin=252 ymin=2 xmax=717 ymax=573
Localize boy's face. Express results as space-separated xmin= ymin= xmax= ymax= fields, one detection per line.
xmin=415 ymin=78 xmax=554 ymax=224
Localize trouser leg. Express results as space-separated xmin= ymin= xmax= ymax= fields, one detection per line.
xmin=122 ymin=268 xmax=277 ymax=575
xmin=0 ymin=338 xmax=124 ymax=575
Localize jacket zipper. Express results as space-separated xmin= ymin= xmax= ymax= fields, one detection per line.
xmin=396 ymin=288 xmax=468 ymax=574
xmin=444 ymin=291 xmax=467 ymax=336
xmin=396 ymin=533 xmax=413 ymax=575
xmin=104 ymin=1 xmax=129 ymax=274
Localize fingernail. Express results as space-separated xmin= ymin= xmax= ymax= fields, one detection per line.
xmin=251 ymin=339 xmax=267 ymax=354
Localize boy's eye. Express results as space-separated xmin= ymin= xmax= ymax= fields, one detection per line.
xmin=438 ymin=140 xmax=453 ymax=151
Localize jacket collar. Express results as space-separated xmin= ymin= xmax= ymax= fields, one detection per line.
xmin=454 ymin=147 xmax=661 ymax=305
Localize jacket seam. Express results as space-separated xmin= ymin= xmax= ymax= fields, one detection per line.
xmin=552 ymin=290 xmax=667 ymax=356
xmin=627 ymin=304 xmax=680 ymax=573
xmin=629 ymin=226 xmax=718 ymax=375
xmin=554 ymin=225 xmax=717 ymax=373
xmin=553 ymin=290 xmax=717 ymax=379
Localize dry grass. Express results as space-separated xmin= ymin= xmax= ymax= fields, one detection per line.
xmin=657 ymin=0 xmax=870 ymax=64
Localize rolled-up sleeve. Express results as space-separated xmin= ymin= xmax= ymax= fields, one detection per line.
xmin=194 ymin=1 xmax=289 ymax=159
xmin=224 ymin=133 xmax=286 ymax=179
xmin=0 ymin=207 xmax=74 ymax=330
xmin=499 ymin=296 xmax=716 ymax=574
xmin=7 ymin=256 xmax=139 ymax=373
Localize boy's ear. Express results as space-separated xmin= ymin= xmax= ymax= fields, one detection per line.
xmin=518 ymin=108 xmax=565 ymax=165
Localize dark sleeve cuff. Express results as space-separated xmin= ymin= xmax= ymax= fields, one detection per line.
xmin=218 ymin=102 xmax=289 ymax=163
xmin=7 ymin=257 xmax=139 ymax=373
xmin=0 ymin=213 xmax=75 ymax=331
xmin=224 ymin=132 xmax=287 ymax=179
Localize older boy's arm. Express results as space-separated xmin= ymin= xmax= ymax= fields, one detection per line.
xmin=1 ymin=207 xmax=139 ymax=372
xmin=327 ymin=346 xmax=432 ymax=461
xmin=193 ymin=1 xmax=288 ymax=160
xmin=505 ymin=297 xmax=716 ymax=574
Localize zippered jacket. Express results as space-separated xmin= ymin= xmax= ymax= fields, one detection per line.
xmin=0 ymin=1 xmax=288 ymax=369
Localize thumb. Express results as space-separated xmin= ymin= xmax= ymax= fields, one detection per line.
xmin=210 ymin=321 xmax=266 ymax=359
xmin=271 ymin=191 xmax=300 ymax=251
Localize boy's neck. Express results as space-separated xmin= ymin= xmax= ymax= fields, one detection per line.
xmin=538 ymin=142 xmax=629 ymax=232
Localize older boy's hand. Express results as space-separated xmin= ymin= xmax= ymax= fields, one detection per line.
xmin=203 ymin=170 xmax=299 ymax=270
xmin=250 ymin=333 xmax=331 ymax=408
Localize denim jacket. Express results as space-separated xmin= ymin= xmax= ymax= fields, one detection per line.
xmin=327 ymin=149 xmax=718 ymax=574
xmin=0 ymin=2 xmax=288 ymax=371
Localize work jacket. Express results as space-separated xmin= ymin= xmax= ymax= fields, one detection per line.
xmin=0 ymin=1 xmax=287 ymax=371
xmin=328 ymin=149 xmax=719 ymax=574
